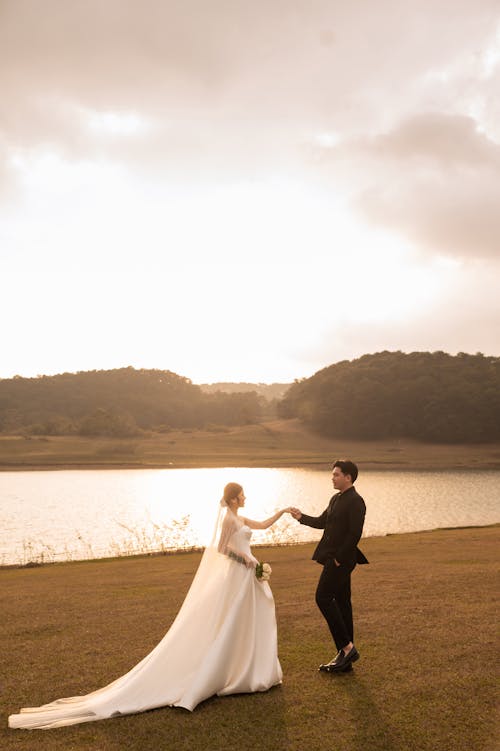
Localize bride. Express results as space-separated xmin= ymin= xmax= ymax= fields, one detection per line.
xmin=8 ymin=482 xmax=291 ymax=729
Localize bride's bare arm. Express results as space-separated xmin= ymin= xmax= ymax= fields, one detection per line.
xmin=244 ymin=507 xmax=292 ymax=530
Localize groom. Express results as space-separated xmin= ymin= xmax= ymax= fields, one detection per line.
xmin=290 ymin=459 xmax=368 ymax=672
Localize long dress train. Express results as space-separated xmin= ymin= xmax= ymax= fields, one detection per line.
xmin=8 ymin=518 xmax=282 ymax=729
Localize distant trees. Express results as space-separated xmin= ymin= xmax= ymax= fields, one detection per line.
xmin=0 ymin=367 xmax=264 ymax=436
xmin=2 ymin=353 xmax=499 ymax=442
xmin=199 ymin=382 xmax=291 ymax=401
xmin=279 ymin=351 xmax=500 ymax=443
xmin=201 ymin=391 xmax=266 ymax=427
xmin=78 ymin=409 xmax=139 ymax=438
xmin=198 ymin=383 xmax=290 ymax=421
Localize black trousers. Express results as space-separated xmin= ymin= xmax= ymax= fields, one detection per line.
xmin=315 ymin=559 xmax=356 ymax=651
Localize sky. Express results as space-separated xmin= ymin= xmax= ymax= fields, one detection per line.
xmin=1 ymin=0 xmax=499 ymax=384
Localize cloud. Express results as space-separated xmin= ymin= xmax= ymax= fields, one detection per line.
xmin=317 ymin=113 xmax=500 ymax=260
xmin=362 ymin=113 xmax=499 ymax=167
xmin=1 ymin=1 xmax=500 ymax=379
xmin=1 ymin=1 xmax=499 ymax=175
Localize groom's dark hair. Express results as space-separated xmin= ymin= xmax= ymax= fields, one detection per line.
xmin=332 ymin=459 xmax=358 ymax=483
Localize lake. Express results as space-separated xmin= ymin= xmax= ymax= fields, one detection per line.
xmin=1 ymin=467 xmax=499 ymax=565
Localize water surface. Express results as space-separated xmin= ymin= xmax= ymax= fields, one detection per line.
xmin=1 ymin=468 xmax=499 ymax=565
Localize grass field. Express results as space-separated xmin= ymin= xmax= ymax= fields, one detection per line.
xmin=2 ymin=419 xmax=500 ymax=470
xmin=1 ymin=526 xmax=498 ymax=751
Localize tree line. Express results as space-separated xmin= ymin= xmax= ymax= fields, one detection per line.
xmin=0 ymin=367 xmax=267 ymax=437
xmin=278 ymin=351 xmax=500 ymax=443
xmin=2 ymin=352 xmax=499 ymax=442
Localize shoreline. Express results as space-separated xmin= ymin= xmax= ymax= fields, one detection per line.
xmin=2 ymin=465 xmax=499 ymax=472
xmin=2 ymin=420 xmax=500 ymax=471
xmin=2 ymin=460 xmax=500 ymax=472
xmin=2 ymin=522 xmax=498 ymax=570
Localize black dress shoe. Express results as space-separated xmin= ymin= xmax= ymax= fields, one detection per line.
xmin=320 ymin=662 xmax=354 ymax=674
xmin=319 ymin=651 xmax=342 ymax=672
xmin=328 ymin=646 xmax=359 ymax=672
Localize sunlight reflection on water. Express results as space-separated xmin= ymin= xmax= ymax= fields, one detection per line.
xmin=1 ymin=468 xmax=499 ymax=564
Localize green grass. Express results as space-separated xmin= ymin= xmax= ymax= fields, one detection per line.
xmin=2 ymin=419 xmax=500 ymax=470
xmin=1 ymin=526 xmax=498 ymax=751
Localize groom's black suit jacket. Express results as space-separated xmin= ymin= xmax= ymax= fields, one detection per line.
xmin=299 ymin=486 xmax=368 ymax=567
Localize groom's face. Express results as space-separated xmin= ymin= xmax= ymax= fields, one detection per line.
xmin=332 ymin=467 xmax=350 ymax=491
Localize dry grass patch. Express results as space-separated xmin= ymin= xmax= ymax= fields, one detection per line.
xmin=2 ymin=421 xmax=500 ymax=469
xmin=1 ymin=527 xmax=498 ymax=751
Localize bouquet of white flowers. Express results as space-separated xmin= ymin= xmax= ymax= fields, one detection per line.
xmin=255 ymin=562 xmax=272 ymax=581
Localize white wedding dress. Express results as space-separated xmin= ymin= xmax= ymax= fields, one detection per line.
xmin=8 ymin=513 xmax=282 ymax=729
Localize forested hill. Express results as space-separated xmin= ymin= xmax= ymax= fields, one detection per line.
xmin=2 ymin=353 xmax=499 ymax=442
xmin=0 ymin=368 xmax=266 ymax=436
xmin=278 ymin=351 xmax=500 ymax=443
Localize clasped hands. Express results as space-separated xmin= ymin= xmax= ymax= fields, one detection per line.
xmin=286 ymin=507 xmax=340 ymax=566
